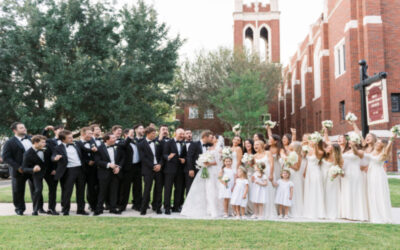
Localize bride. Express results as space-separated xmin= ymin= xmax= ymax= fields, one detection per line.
xmin=181 ymin=135 xmax=222 ymax=218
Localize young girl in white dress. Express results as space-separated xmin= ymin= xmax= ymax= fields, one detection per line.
xmin=230 ymin=167 xmax=249 ymax=219
xmin=273 ymin=169 xmax=294 ymax=219
xmin=218 ymin=157 xmax=235 ymax=218
xmin=366 ymin=135 xmax=396 ymax=223
xmin=250 ymin=163 xmax=268 ymax=219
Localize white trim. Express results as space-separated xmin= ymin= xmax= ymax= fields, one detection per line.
xmin=363 ymin=16 xmax=382 ymax=25
xmin=344 ymin=20 xmax=358 ymax=32
xmin=291 ymin=69 xmax=296 ymax=114
xmin=300 ymin=56 xmax=308 ymax=108
xmin=327 ymin=0 xmax=345 ymax=20
xmin=295 ymin=80 xmax=300 ymax=85
xmin=313 ymin=38 xmax=322 ymax=99
xmin=319 ymin=49 xmax=330 ymax=58
xmin=233 ymin=12 xmax=280 ymax=21
xmin=307 ymin=67 xmax=313 ymax=73
xmin=334 ymin=38 xmax=346 ymax=79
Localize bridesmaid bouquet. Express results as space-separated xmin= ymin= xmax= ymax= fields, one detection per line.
xmin=241 ymin=153 xmax=254 ymax=168
xmin=232 ymin=124 xmax=241 ymax=133
xmin=284 ymin=151 xmax=299 ymax=168
xmin=391 ymin=125 xmax=400 ymax=137
xmin=264 ymin=120 xmax=277 ymax=128
xmin=328 ymin=165 xmax=344 ymax=181
xmin=302 ymin=145 xmax=310 ymax=153
xmin=222 ymin=175 xmax=230 ymax=188
xmin=196 ymin=152 xmax=214 ymax=179
xmin=309 ymin=132 xmax=323 ymax=143
xmin=321 ymin=120 xmax=333 ymax=129
xmin=345 ymin=112 xmax=358 ymax=122
xmin=222 ymin=147 xmax=233 ymax=159
xmin=348 ymin=132 xmax=362 ymax=144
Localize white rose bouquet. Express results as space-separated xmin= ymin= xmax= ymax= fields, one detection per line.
xmin=196 ymin=152 xmax=214 ymax=179
xmin=232 ymin=124 xmax=241 ymax=134
xmin=345 ymin=112 xmax=358 ymax=122
xmin=284 ymin=151 xmax=299 ymax=168
xmin=264 ymin=120 xmax=277 ymax=129
xmin=221 ymin=147 xmax=233 ymax=160
xmin=328 ymin=165 xmax=344 ymax=181
xmin=309 ymin=132 xmax=323 ymax=144
xmin=222 ymin=175 xmax=230 ymax=189
xmin=241 ymin=153 xmax=254 ymax=168
xmin=348 ymin=132 xmax=361 ymax=145
xmin=390 ymin=125 xmax=400 ymax=137
xmin=302 ymin=145 xmax=310 ymax=154
xmin=322 ymin=120 xmax=333 ymax=129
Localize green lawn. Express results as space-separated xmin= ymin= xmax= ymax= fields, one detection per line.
xmin=0 ymin=216 xmax=399 ymax=248
xmin=1 ymin=179 xmax=400 ymax=207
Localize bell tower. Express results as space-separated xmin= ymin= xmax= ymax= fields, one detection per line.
xmin=233 ymin=0 xmax=280 ymax=63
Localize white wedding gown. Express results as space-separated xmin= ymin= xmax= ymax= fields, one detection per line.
xmin=303 ymin=155 xmax=326 ymax=219
xmin=367 ymin=153 xmax=392 ymax=223
xmin=255 ymin=154 xmax=277 ymax=219
xmin=181 ymin=149 xmax=222 ymax=218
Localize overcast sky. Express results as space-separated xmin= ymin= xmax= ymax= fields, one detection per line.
xmin=115 ymin=0 xmax=324 ymax=65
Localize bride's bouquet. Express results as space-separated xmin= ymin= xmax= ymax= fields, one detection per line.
xmin=348 ymin=131 xmax=362 ymax=145
xmin=264 ymin=120 xmax=277 ymax=128
xmin=391 ymin=125 xmax=400 ymax=137
xmin=196 ymin=152 xmax=214 ymax=179
xmin=309 ymin=131 xmax=323 ymax=144
xmin=345 ymin=112 xmax=358 ymax=122
xmin=222 ymin=175 xmax=230 ymax=189
xmin=328 ymin=165 xmax=344 ymax=181
xmin=283 ymin=151 xmax=298 ymax=169
xmin=221 ymin=147 xmax=233 ymax=159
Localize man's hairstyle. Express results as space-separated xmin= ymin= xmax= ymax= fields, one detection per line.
xmin=54 ymin=124 xmax=65 ymax=131
xmin=159 ymin=124 xmax=168 ymax=130
xmin=123 ymin=128 xmax=131 ymax=135
xmin=201 ymin=130 xmax=213 ymax=139
xmin=59 ymin=130 xmax=72 ymax=142
xmin=103 ymin=132 xmax=114 ymax=142
xmin=133 ymin=124 xmax=143 ymax=130
xmin=10 ymin=122 xmax=23 ymax=131
xmin=80 ymin=127 xmax=91 ymax=135
xmin=111 ymin=125 xmax=123 ymax=132
xmin=90 ymin=124 xmax=100 ymax=131
xmin=144 ymin=126 xmax=157 ymax=135
xmin=31 ymin=135 xmax=47 ymax=144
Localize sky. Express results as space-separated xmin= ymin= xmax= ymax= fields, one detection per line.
xmin=114 ymin=0 xmax=324 ymax=65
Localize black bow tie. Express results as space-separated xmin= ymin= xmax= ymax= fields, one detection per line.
xmin=36 ymin=149 xmax=44 ymax=152
xmin=21 ymin=136 xmax=28 ymax=141
xmin=66 ymin=144 xmax=74 ymax=148
xmin=107 ymin=145 xmax=114 ymax=149
xmin=177 ymin=141 xmax=184 ymax=144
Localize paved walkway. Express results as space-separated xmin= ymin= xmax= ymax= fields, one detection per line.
xmin=0 ymin=203 xmax=399 ymax=224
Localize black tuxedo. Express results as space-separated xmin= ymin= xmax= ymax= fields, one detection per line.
xmin=52 ymin=143 xmax=85 ymax=213
xmin=42 ymin=137 xmax=61 ymax=211
xmin=2 ymin=136 xmax=36 ymax=213
xmin=138 ymin=139 xmax=163 ymax=212
xmin=76 ymin=139 xmax=98 ymax=211
xmin=22 ymin=148 xmax=47 ymax=212
xmin=94 ymin=144 xmax=123 ymax=212
xmin=162 ymin=139 xmax=186 ymax=210
xmin=185 ymin=141 xmax=208 ymax=193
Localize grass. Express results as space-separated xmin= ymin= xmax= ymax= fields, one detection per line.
xmin=390 ymin=179 xmax=400 ymax=207
xmin=0 ymin=216 xmax=399 ymax=248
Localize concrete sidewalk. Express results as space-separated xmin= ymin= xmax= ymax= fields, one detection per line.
xmin=0 ymin=203 xmax=399 ymax=224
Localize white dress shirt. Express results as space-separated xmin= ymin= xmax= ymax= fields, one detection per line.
xmin=34 ymin=148 xmax=44 ymax=162
xmin=185 ymin=142 xmax=191 ymax=152
xmin=17 ymin=136 xmax=32 ymax=151
xmin=64 ymin=143 xmax=81 ymax=168
xmin=106 ymin=146 xmax=116 ymax=165
xmin=130 ymin=142 xmax=140 ymax=164
xmin=175 ymin=138 xmax=182 ymax=155
xmin=147 ymin=139 xmax=157 ymax=165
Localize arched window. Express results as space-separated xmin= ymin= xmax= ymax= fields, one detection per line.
xmin=244 ymin=27 xmax=254 ymax=54
xmin=301 ymin=56 xmax=308 ymax=107
xmin=314 ymin=38 xmax=321 ymax=99
xmin=259 ymin=27 xmax=269 ymax=62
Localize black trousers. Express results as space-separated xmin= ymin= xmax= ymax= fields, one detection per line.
xmin=43 ymin=172 xmax=58 ymax=211
xmin=60 ymin=167 xmax=85 ymax=213
xmin=85 ymin=168 xmax=98 ymax=211
xmin=120 ymin=163 xmax=142 ymax=210
xmin=163 ymin=170 xmax=184 ymax=210
xmin=96 ymin=172 xmax=119 ymax=212
xmin=141 ymin=171 xmax=163 ymax=212
xmin=31 ymin=174 xmax=44 ymax=213
xmin=10 ymin=170 xmax=33 ymax=213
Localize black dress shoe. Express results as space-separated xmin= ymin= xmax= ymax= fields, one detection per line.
xmin=156 ymin=209 xmax=162 ymax=214
xmin=77 ymin=210 xmax=89 ymax=216
xmin=110 ymin=209 xmax=122 ymax=215
xmin=63 ymin=212 xmax=69 ymax=216
xmin=133 ymin=206 xmax=141 ymax=212
xmin=165 ymin=209 xmax=171 ymax=215
xmin=140 ymin=211 xmax=146 ymax=216
xmin=38 ymin=208 xmax=47 ymax=214
xmin=93 ymin=210 xmax=102 ymax=216
xmin=16 ymin=211 xmax=24 ymax=216
xmin=47 ymin=209 xmax=59 ymax=216
xmin=172 ymin=207 xmax=181 ymax=213
xmin=32 ymin=211 xmax=38 ymax=216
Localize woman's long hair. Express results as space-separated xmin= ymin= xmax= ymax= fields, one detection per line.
xmin=244 ymin=139 xmax=256 ymax=154
xmin=267 ymin=134 xmax=283 ymax=158
xmin=332 ymin=144 xmax=344 ymax=167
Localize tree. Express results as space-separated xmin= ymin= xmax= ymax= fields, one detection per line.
xmin=0 ymin=0 xmax=182 ymax=135
xmin=177 ymin=48 xmax=282 ymax=138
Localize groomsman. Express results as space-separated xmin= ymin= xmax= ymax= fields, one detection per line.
xmin=93 ymin=133 xmax=122 ymax=215
xmin=2 ymin=122 xmax=34 ymax=215
xmin=138 ymin=127 xmax=163 ymax=215
xmin=52 ymin=130 xmax=88 ymax=216
xmin=112 ymin=125 xmax=123 ymax=144
xmin=42 ymin=125 xmax=64 ymax=215
xmin=185 ymin=130 xmax=214 ymax=193
xmin=21 ymin=135 xmax=48 ymax=215
xmin=134 ymin=124 xmax=145 ymax=141
xmin=179 ymin=129 xmax=193 ymax=208
xmin=90 ymin=124 xmax=103 ymax=147
xmin=75 ymin=127 xmax=98 ymax=212
xmin=130 ymin=124 xmax=144 ymax=209
xmin=162 ymin=128 xmax=186 ymax=214
xmin=152 ymin=124 xmax=169 ymax=209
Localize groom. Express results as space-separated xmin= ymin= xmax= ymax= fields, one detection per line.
xmin=185 ymin=130 xmax=214 ymax=193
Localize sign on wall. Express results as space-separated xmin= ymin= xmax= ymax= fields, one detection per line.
xmin=366 ymin=79 xmax=389 ymax=126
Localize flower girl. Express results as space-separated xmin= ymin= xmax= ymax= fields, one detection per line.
xmin=218 ymin=157 xmax=235 ymax=218
xmin=230 ymin=167 xmax=249 ymax=219
xmin=250 ymin=163 xmax=268 ymax=219
xmin=273 ymin=169 xmax=294 ymax=219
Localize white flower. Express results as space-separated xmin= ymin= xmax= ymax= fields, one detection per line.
xmin=309 ymin=132 xmax=323 ymax=143
xmin=221 ymin=147 xmax=233 ymax=159
xmin=264 ymin=120 xmax=277 ymax=128
xmin=196 ymin=152 xmax=214 ymax=169
xmin=328 ymin=165 xmax=344 ymax=181
xmin=348 ymin=131 xmax=361 ymax=144
xmin=345 ymin=112 xmax=358 ymax=122
xmin=241 ymin=153 xmax=254 ymax=164
xmin=222 ymin=175 xmax=230 ymax=183
xmin=322 ymin=120 xmax=333 ymax=129
xmin=390 ymin=125 xmax=400 ymax=137
xmin=232 ymin=124 xmax=241 ymax=132
xmin=284 ymin=151 xmax=299 ymax=167
xmin=302 ymin=145 xmax=310 ymax=153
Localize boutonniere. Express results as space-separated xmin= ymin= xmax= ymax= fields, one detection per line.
xmin=182 ymin=142 xmax=186 ymax=147
xmin=114 ymin=146 xmax=118 ymax=151
xmin=155 ymin=141 xmax=160 ymax=146
xmin=134 ymin=139 xmax=138 ymax=144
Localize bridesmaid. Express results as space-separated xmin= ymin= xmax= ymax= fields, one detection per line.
xmin=339 ymin=134 xmax=369 ymax=221
xmin=231 ymin=136 xmax=243 ymax=174
xmin=287 ymin=141 xmax=304 ymax=218
xmin=253 ymin=133 xmax=266 ymax=143
xmin=322 ymin=143 xmax=343 ymax=220
xmin=243 ymin=139 xmax=256 ymax=215
xmin=253 ymin=140 xmax=277 ymax=219
xmin=281 ymin=128 xmax=297 ymax=157
xmin=367 ymin=134 xmax=396 ymax=223
xmin=303 ymin=135 xmax=326 ymax=219
xmin=265 ymin=125 xmax=284 ymax=180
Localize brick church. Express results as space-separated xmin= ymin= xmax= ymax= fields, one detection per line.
xmin=177 ymin=0 xmax=400 ymax=171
